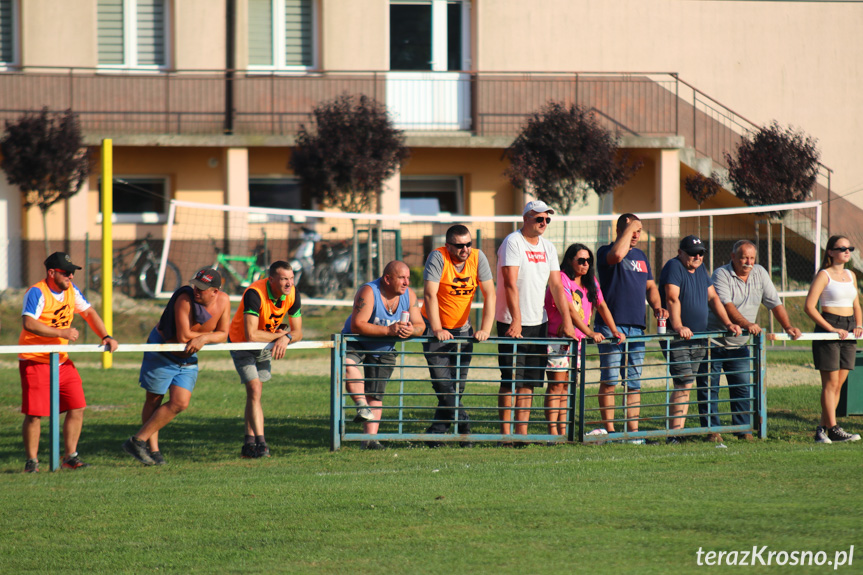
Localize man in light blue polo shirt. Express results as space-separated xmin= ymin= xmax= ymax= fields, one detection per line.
xmin=700 ymin=240 xmax=802 ymax=440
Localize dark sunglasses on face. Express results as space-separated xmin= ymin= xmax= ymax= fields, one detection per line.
xmin=685 ymin=251 xmax=705 ymax=258
xmin=832 ymin=246 xmax=855 ymax=253
xmin=448 ymin=242 xmax=472 ymax=250
xmin=576 ymin=258 xmax=592 ymax=266
xmin=534 ymin=216 xmax=551 ymax=224
xmin=54 ymin=269 xmax=74 ymax=277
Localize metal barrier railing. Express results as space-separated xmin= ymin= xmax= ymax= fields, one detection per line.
xmin=0 ymin=340 xmax=332 ymax=471
xmin=331 ymin=332 xmax=767 ymax=449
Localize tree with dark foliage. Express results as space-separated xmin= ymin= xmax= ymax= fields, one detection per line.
xmin=290 ymin=94 xmax=409 ymax=213
xmin=725 ymin=122 xmax=820 ymax=210
xmin=684 ymin=171 xmax=722 ymax=208
xmin=505 ymin=101 xmax=641 ymax=215
xmin=1 ymin=108 xmax=90 ymax=257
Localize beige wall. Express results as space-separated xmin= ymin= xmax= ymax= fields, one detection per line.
xmin=21 ymin=0 xmax=96 ymax=67
xmin=321 ymin=0 xmax=388 ymax=70
xmin=175 ymin=0 xmax=226 ymax=70
xmin=476 ymin=0 xmax=863 ymax=209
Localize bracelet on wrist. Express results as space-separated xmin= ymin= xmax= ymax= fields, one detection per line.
xmin=101 ymin=335 xmax=113 ymax=341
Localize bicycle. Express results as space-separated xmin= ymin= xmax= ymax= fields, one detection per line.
xmin=89 ymin=234 xmax=182 ymax=298
xmin=211 ymin=233 xmax=269 ymax=295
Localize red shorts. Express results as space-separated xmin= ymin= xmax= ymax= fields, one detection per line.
xmin=19 ymin=359 xmax=86 ymax=416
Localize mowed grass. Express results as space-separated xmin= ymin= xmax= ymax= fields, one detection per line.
xmin=1 ymin=365 xmax=862 ymax=574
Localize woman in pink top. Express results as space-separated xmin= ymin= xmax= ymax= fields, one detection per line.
xmin=544 ymin=244 xmax=624 ymax=435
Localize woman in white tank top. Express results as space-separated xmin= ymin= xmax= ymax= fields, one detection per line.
xmin=804 ymin=234 xmax=863 ymax=443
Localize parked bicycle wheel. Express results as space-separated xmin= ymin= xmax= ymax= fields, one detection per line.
xmin=139 ymin=259 xmax=181 ymax=298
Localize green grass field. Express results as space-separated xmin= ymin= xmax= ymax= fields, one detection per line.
xmin=1 ymin=361 xmax=862 ymax=573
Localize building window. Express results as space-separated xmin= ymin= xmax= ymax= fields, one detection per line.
xmin=400 ymin=176 xmax=462 ymax=215
xmin=248 ymin=0 xmax=316 ymax=70
xmin=99 ymin=177 xmax=168 ymax=223
xmin=98 ymin=0 xmax=168 ymax=69
xmin=0 ymin=0 xmax=18 ymax=67
xmin=248 ymin=178 xmax=311 ymax=221
xmin=390 ymin=0 xmax=467 ymax=71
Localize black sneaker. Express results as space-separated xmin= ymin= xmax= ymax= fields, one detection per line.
xmin=24 ymin=459 xmax=39 ymax=473
xmin=255 ymin=443 xmax=271 ymax=458
xmin=666 ymin=437 xmax=682 ymax=445
xmin=241 ymin=443 xmax=258 ymax=459
xmin=814 ymin=426 xmax=832 ymax=444
xmin=827 ymin=425 xmax=861 ymax=442
xmin=149 ymin=451 xmax=166 ymax=465
xmin=123 ymin=437 xmax=156 ymax=465
xmin=361 ymin=440 xmax=386 ymax=450
xmin=61 ymin=452 xmax=90 ymax=469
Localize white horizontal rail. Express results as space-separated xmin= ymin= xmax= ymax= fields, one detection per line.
xmin=768 ymin=333 xmax=860 ymax=341
xmin=0 ymin=340 xmax=333 ymax=355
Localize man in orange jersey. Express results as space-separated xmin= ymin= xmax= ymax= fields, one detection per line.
xmin=122 ymin=268 xmax=232 ymax=466
xmin=19 ymin=252 xmax=119 ymax=473
xmin=422 ymin=225 xmax=495 ymax=446
xmin=228 ymin=261 xmax=302 ymax=458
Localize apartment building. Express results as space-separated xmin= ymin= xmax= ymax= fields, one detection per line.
xmin=1 ymin=0 xmax=861 ymax=288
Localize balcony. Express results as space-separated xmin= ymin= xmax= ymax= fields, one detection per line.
xmin=0 ymin=67 xmax=753 ymax=164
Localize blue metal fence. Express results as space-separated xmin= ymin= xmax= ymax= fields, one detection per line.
xmin=330 ymin=332 xmax=766 ymax=449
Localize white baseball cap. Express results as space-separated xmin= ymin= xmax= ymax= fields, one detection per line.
xmin=522 ymin=200 xmax=555 ymax=216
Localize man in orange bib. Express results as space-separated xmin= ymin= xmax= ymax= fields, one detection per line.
xmin=422 ymin=225 xmax=495 ymax=446
xmin=19 ymin=252 xmax=118 ymax=473
xmin=228 ymin=261 xmax=302 ymax=458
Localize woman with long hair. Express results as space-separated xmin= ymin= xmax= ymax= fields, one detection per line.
xmin=544 ymin=243 xmax=624 ymax=435
xmin=804 ymin=234 xmax=863 ymax=443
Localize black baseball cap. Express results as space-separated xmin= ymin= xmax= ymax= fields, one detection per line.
xmin=190 ymin=268 xmax=222 ymax=290
xmin=44 ymin=252 xmax=82 ymax=273
xmin=680 ymin=235 xmax=706 ymax=255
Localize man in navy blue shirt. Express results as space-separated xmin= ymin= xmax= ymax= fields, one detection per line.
xmin=595 ymin=214 xmax=667 ymax=441
xmin=659 ymin=235 xmax=741 ymax=442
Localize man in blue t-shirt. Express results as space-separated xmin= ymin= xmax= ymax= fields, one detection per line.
xmin=658 ymin=235 xmax=741 ymax=442
xmin=595 ymin=214 xmax=667 ymax=441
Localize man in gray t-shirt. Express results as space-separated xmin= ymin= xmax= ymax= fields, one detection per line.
xmin=699 ymin=240 xmax=802 ymax=438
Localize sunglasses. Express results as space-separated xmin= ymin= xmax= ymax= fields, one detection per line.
xmin=831 ymin=246 xmax=855 ymax=253
xmin=576 ymin=257 xmax=592 ymax=266
xmin=685 ymin=251 xmax=705 ymax=258
xmin=54 ymin=269 xmax=74 ymax=277
xmin=447 ymin=242 xmax=472 ymax=250
xmin=533 ymin=216 xmax=552 ymax=224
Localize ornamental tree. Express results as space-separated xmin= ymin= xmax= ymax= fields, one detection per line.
xmin=725 ymin=121 xmax=820 ymax=210
xmin=504 ymin=101 xmax=642 ymax=215
xmin=290 ymin=93 xmax=409 ymax=213
xmin=1 ymin=108 xmax=90 ymax=257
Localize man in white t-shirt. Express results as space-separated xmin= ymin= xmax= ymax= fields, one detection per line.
xmin=496 ymin=200 xmax=576 ymax=437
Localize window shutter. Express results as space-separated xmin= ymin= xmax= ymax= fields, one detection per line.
xmin=0 ymin=0 xmax=12 ymax=63
xmin=248 ymin=0 xmax=273 ymax=66
xmin=137 ymin=0 xmax=165 ymax=66
xmin=97 ymin=0 xmax=125 ymax=65
xmin=284 ymin=0 xmax=312 ymax=67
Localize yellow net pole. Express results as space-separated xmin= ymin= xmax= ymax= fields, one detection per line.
xmin=101 ymin=139 xmax=113 ymax=369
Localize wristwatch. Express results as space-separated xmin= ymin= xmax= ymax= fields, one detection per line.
xmin=101 ymin=335 xmax=113 ymax=342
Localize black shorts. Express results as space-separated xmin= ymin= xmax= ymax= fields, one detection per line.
xmin=813 ymin=313 xmax=857 ymax=371
xmin=345 ymin=341 xmax=397 ymax=401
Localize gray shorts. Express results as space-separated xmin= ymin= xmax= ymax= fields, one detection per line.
xmin=230 ymin=348 xmax=273 ymax=384
xmin=345 ymin=342 xmax=396 ymax=401
xmin=664 ymin=340 xmax=707 ymax=388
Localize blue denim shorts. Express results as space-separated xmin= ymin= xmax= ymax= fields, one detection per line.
xmin=597 ymin=324 xmax=645 ymax=390
xmin=139 ymin=351 xmax=199 ymax=395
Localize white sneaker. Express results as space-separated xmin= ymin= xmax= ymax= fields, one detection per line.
xmin=353 ymin=405 xmax=374 ymax=423
xmin=586 ymin=428 xmax=609 ymax=436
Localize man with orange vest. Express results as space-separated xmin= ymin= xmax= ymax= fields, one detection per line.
xmin=228 ymin=260 xmax=302 ymax=458
xmin=422 ymin=225 xmax=495 ymax=445
xmin=19 ymin=252 xmax=118 ymax=473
